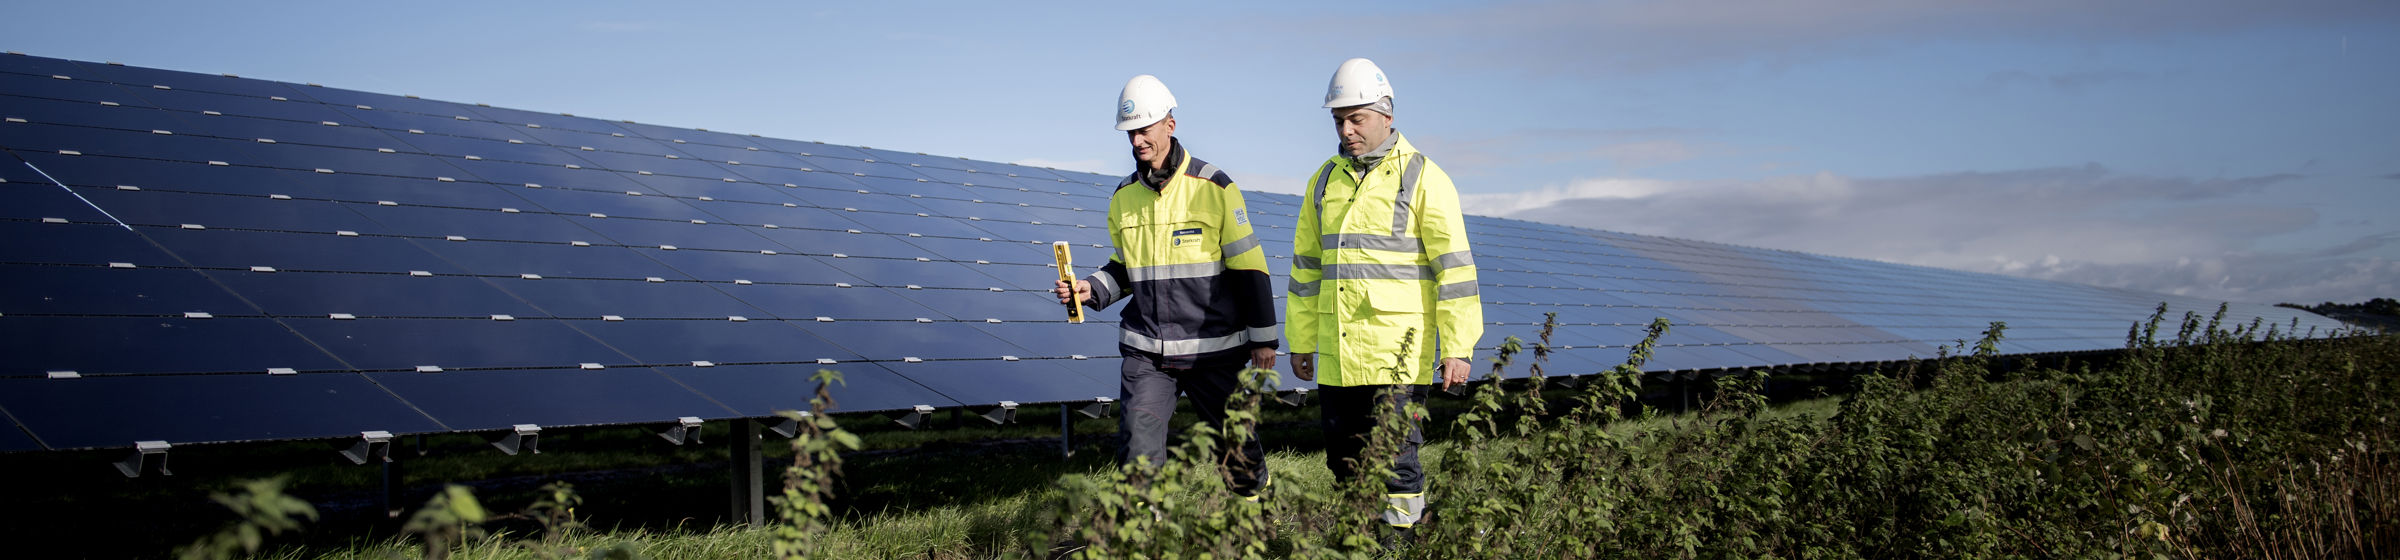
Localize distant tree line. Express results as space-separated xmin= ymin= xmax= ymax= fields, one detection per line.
xmin=2277 ymin=297 xmax=2400 ymax=331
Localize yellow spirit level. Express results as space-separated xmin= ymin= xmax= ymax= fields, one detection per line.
xmin=1052 ymin=241 xmax=1084 ymax=323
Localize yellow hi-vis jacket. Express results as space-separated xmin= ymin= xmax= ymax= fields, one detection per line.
xmin=1287 ymin=133 xmax=1483 ymax=386
xmin=1083 ymin=139 xmax=1279 ymax=369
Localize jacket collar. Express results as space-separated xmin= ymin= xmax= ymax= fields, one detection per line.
xmin=1346 ymin=129 xmax=1400 ymax=168
xmin=1132 ymin=138 xmax=1187 ymax=191
xmin=1342 ymin=131 xmax=1412 ymax=175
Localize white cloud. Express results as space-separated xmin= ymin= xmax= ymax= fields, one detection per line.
xmin=1460 ymin=176 xmax=1675 ymax=217
xmin=1311 ymin=0 xmax=2400 ymax=76
xmin=1468 ymin=164 xmax=2397 ymax=304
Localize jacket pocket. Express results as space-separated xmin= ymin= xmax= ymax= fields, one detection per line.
xmin=1359 ymin=287 xmax=1424 ymax=315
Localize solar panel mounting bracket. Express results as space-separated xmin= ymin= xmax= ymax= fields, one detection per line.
xmin=489 ymin=424 xmax=542 ymax=455
xmin=759 ymin=412 xmax=807 ymax=439
xmin=1076 ymin=397 xmax=1116 ymax=419
xmin=976 ymin=401 xmax=1019 ymax=425
xmin=655 ymin=417 xmax=705 ymax=445
xmin=114 ymin=440 xmax=172 ymax=478
xmin=891 ymin=405 xmax=937 ymax=430
xmin=340 ymin=431 xmax=394 ymax=465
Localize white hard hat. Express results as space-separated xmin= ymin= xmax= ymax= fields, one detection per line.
xmin=1116 ymin=75 xmax=1177 ymax=131
xmin=1322 ymin=58 xmax=1393 ymax=109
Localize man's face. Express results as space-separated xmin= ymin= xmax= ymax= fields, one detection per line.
xmin=1332 ymin=105 xmax=1392 ymax=157
xmin=1127 ymin=116 xmax=1175 ymax=169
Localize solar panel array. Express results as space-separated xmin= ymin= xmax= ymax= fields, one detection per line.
xmin=0 ymin=54 xmax=2347 ymax=454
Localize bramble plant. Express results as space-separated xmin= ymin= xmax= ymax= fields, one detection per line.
xmin=1028 ymin=303 xmax=2394 ymax=558
xmin=147 ymin=303 xmax=2400 ymax=558
xmin=401 ymin=485 xmax=488 ymax=560
xmin=1047 ymin=364 xmax=1283 ymax=559
xmin=175 ymin=476 xmax=318 ymax=560
xmin=771 ymin=368 xmax=864 ymax=560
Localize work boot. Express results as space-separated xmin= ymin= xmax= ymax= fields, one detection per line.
xmin=1377 ymin=524 xmax=1416 ymax=553
xmin=1237 ymin=470 xmax=1274 ymax=504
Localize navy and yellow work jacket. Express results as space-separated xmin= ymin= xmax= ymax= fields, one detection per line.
xmin=1084 ymin=140 xmax=1279 ymax=368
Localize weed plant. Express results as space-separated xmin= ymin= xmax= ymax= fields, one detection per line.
xmin=174 ymin=304 xmax=2395 ymax=558
xmin=1396 ymin=306 xmax=2397 ymax=558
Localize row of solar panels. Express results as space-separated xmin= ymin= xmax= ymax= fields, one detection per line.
xmin=0 ymin=53 xmax=2349 ymax=453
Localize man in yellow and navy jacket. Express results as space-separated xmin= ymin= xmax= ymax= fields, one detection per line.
xmin=1056 ymin=75 xmax=1277 ymax=498
xmin=1288 ymin=58 xmax=1483 ymax=541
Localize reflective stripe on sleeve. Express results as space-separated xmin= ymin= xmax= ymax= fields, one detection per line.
xmin=1437 ymin=281 xmax=1480 ymax=301
xmin=1434 ymin=250 xmax=1474 ymax=270
xmin=1288 ymin=278 xmax=1320 ymax=297
xmin=1292 ymin=255 xmax=1321 ymax=270
xmin=1220 ymin=232 xmax=1260 ymax=257
xmin=1246 ymin=325 xmax=1280 ymax=343
xmin=1086 ymin=270 xmax=1120 ymax=307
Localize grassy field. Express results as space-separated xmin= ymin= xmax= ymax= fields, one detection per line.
xmin=239 ymin=398 xmax=1848 ymax=560
xmin=23 ymin=311 xmax=2399 ymax=559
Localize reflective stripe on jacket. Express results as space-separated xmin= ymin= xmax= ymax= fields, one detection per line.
xmin=1287 ymin=133 xmax=1482 ymax=386
xmin=1085 ymin=140 xmax=1278 ymax=368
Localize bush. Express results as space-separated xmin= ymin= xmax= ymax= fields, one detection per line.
xmin=1040 ymin=305 xmax=2399 ymax=558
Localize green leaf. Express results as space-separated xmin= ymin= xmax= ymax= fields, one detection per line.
xmin=446 ymin=486 xmax=487 ymax=522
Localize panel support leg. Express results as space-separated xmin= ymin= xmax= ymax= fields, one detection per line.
xmin=730 ymin=420 xmax=764 ymax=527
xmin=381 ymin=456 xmax=405 ymax=518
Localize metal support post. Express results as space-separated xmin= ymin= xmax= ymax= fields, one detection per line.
xmin=730 ymin=420 xmax=764 ymax=526
xmin=382 ymin=455 xmax=405 ymax=518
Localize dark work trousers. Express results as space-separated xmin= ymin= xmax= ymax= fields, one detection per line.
xmin=1120 ymin=351 xmax=1268 ymax=496
xmin=1319 ymin=384 xmax=1430 ymax=495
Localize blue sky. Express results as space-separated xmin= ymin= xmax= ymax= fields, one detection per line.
xmin=9 ymin=1 xmax=2396 ymax=305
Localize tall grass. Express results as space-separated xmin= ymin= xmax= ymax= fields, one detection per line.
xmin=179 ymin=305 xmax=2395 ymax=558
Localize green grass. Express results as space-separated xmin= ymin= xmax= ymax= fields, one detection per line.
xmin=46 ymin=322 xmax=2400 ymax=558
xmin=252 ymin=397 xmax=1846 ymax=559
xmin=284 ymin=452 xmax=1340 ymax=559
xmin=3 ymin=396 xmax=1339 ymax=558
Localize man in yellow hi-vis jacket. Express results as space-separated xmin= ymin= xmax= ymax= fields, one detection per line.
xmin=1287 ymin=58 xmax=1483 ymax=541
xmin=1057 ymin=75 xmax=1278 ymax=498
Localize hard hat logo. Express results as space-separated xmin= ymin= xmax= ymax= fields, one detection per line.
xmin=1121 ymin=99 xmax=1135 ymax=117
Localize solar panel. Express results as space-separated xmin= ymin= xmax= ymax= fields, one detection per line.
xmin=662 ymin=363 xmax=961 ymax=417
xmin=0 ymin=53 xmax=2352 ymax=458
xmin=0 ymin=373 xmax=443 ymax=449
xmin=363 ymin=366 xmax=736 ymax=431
